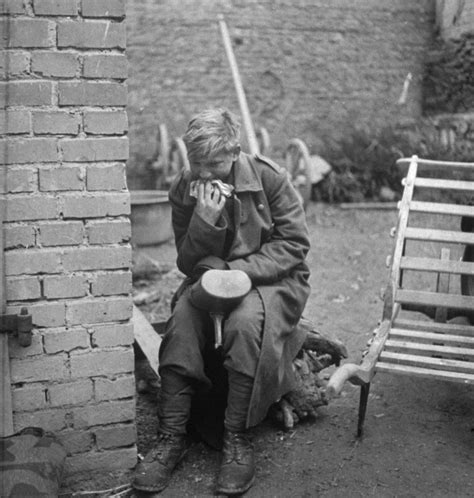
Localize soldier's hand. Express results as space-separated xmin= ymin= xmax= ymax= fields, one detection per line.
xmin=195 ymin=181 xmax=226 ymax=225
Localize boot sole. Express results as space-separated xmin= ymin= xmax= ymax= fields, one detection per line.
xmin=215 ymin=473 xmax=255 ymax=496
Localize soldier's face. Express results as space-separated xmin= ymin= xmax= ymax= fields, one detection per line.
xmin=190 ymin=150 xmax=239 ymax=182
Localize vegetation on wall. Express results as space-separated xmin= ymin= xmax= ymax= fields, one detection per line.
xmin=423 ymin=32 xmax=474 ymax=114
xmin=313 ymin=125 xmax=474 ymax=203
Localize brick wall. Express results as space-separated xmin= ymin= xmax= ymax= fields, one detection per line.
xmin=1 ymin=0 xmax=136 ymax=474
xmin=436 ymin=0 xmax=474 ymax=40
xmin=126 ymin=0 xmax=435 ymax=188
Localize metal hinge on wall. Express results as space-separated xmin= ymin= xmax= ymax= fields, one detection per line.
xmin=0 ymin=307 xmax=33 ymax=347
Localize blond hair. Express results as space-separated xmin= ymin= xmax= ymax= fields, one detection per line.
xmin=183 ymin=108 xmax=241 ymax=163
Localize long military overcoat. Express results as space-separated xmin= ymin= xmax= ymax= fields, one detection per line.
xmin=168 ymin=152 xmax=311 ymax=427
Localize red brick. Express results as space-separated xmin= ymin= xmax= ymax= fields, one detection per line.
xmin=33 ymin=0 xmax=78 ymax=16
xmin=4 ymin=224 xmax=36 ymax=249
xmin=39 ymin=165 xmax=84 ymax=191
xmin=5 ymin=248 xmax=61 ymax=275
xmin=0 ymin=110 xmax=30 ymax=135
xmin=65 ymin=447 xmax=136 ymax=474
xmin=90 ymin=322 xmax=133 ymax=347
xmin=58 ymin=81 xmax=127 ymax=106
xmin=1 ymin=81 xmax=53 ymax=106
xmin=8 ymin=331 xmax=44 ymax=358
xmin=83 ymin=54 xmax=128 ymax=79
xmin=49 ymin=380 xmax=93 ymax=406
xmin=87 ymin=219 xmax=131 ymax=244
xmin=57 ymin=20 xmax=126 ymax=49
xmin=0 ymin=0 xmax=26 ymax=14
xmin=95 ymin=424 xmax=136 ymax=449
xmin=43 ymin=274 xmax=88 ymax=299
xmin=5 ymin=19 xmax=53 ymax=48
xmin=91 ymin=271 xmax=131 ymax=297
xmin=82 ymin=0 xmax=125 ymax=19
xmin=6 ymin=301 xmax=66 ymax=327
xmin=60 ymin=137 xmax=128 ymax=162
xmin=0 ymin=51 xmax=30 ymax=76
xmin=43 ymin=326 xmax=90 ymax=353
xmin=59 ymin=430 xmax=94 ymax=455
xmin=0 ymin=138 xmax=57 ymax=164
xmin=32 ymin=52 xmax=79 ymax=78
xmin=83 ymin=110 xmax=128 ymax=134
xmin=62 ymin=246 xmax=130 ymax=271
xmin=67 ymin=297 xmax=132 ymax=325
xmin=14 ymin=409 xmax=68 ymax=433
xmin=87 ymin=163 xmax=126 ymax=191
xmin=61 ymin=193 xmax=130 ymax=218
xmin=11 ymin=353 xmax=69 ymax=383
xmin=59 ymin=137 xmax=128 ymax=162
xmin=6 ymin=167 xmax=36 ymax=193
xmin=94 ymin=374 xmax=134 ymax=401
xmin=38 ymin=221 xmax=84 ymax=246
xmin=72 ymin=399 xmax=135 ymax=428
xmin=6 ymin=276 xmax=41 ymax=300
xmin=33 ymin=111 xmax=80 ymax=135
xmin=4 ymin=195 xmax=57 ymax=222
xmin=70 ymin=348 xmax=134 ymax=377
xmin=12 ymin=385 xmax=48 ymax=412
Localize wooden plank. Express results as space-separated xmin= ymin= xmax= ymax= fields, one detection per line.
xmin=414 ymin=177 xmax=474 ymax=192
xmin=389 ymin=328 xmax=474 ymax=347
xmin=380 ymin=351 xmax=474 ymax=374
xmin=404 ymin=227 xmax=474 ymax=245
xmin=392 ymin=318 xmax=474 ymax=336
xmin=0 ymin=334 xmax=13 ymax=436
xmin=400 ymin=256 xmax=474 ymax=275
xmin=435 ymin=247 xmax=450 ymax=323
xmin=389 ymin=157 xmax=418 ymax=308
xmin=384 ymin=339 xmax=474 ymax=359
xmin=410 ymin=201 xmax=474 ymax=217
xmin=376 ymin=361 xmax=474 ymax=384
xmin=132 ymin=305 xmax=161 ymax=377
xmin=397 ymin=157 xmax=474 ymax=169
xmin=396 ymin=289 xmax=474 ymax=311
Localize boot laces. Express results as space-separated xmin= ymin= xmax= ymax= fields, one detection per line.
xmin=224 ymin=432 xmax=252 ymax=463
xmin=144 ymin=433 xmax=183 ymax=463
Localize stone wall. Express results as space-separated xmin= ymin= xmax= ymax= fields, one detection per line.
xmin=126 ymin=0 xmax=435 ymax=187
xmin=1 ymin=0 xmax=136 ymax=474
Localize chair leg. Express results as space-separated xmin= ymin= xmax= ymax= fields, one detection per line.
xmin=357 ymin=382 xmax=370 ymax=438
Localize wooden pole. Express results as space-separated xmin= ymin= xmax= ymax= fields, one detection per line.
xmin=218 ymin=14 xmax=260 ymax=155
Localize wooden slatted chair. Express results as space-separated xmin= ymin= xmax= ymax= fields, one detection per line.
xmin=326 ymin=155 xmax=474 ymax=436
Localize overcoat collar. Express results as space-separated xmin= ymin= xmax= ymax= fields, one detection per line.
xmin=182 ymin=153 xmax=262 ymax=205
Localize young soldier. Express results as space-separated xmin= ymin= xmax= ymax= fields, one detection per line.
xmin=133 ymin=108 xmax=311 ymax=495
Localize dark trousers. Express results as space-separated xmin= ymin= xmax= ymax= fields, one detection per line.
xmin=158 ymin=288 xmax=264 ymax=434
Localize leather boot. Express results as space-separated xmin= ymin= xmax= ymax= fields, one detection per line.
xmin=132 ymin=432 xmax=190 ymax=493
xmin=215 ymin=429 xmax=255 ymax=495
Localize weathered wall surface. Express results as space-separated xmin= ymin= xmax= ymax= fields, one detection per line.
xmin=1 ymin=0 xmax=136 ymax=474
xmin=126 ymin=0 xmax=435 ymax=187
xmin=436 ymin=0 xmax=474 ymax=40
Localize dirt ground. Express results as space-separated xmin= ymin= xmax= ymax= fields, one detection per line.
xmin=63 ymin=203 xmax=474 ymax=497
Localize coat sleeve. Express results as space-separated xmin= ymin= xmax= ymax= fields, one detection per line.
xmin=168 ymin=174 xmax=229 ymax=277
xmin=227 ymin=167 xmax=310 ymax=285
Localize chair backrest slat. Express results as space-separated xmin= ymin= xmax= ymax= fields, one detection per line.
xmin=415 ymin=177 xmax=474 ymax=192
xmin=404 ymin=227 xmax=474 ymax=244
xmin=410 ymin=201 xmax=474 ymax=217
xmin=400 ymin=256 xmax=474 ymax=275
xmin=396 ymin=289 xmax=474 ymax=311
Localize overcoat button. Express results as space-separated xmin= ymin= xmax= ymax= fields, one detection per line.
xmin=257 ymin=203 xmax=264 ymax=211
